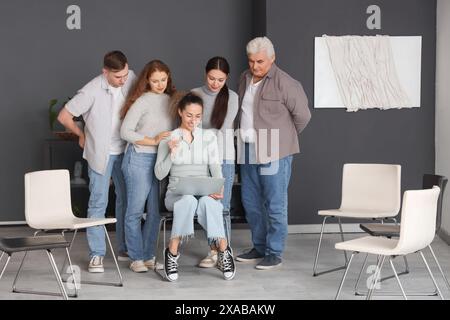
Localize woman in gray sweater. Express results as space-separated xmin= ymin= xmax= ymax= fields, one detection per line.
xmin=155 ymin=92 xmax=236 ymax=282
xmin=120 ymin=60 xmax=175 ymax=273
xmin=191 ymin=57 xmax=239 ymax=269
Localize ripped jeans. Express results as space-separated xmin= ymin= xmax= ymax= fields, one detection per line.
xmin=165 ymin=192 xmax=225 ymax=243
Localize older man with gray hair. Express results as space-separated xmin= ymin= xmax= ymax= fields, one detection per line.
xmin=235 ymin=36 xmax=311 ymax=269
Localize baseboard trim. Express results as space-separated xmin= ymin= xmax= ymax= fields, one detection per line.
xmin=288 ymin=223 xmax=366 ymax=234
xmin=0 ymin=221 xmax=26 ymax=226
xmin=438 ymin=229 xmax=450 ymax=245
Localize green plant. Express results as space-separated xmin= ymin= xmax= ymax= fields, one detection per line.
xmin=48 ymin=97 xmax=72 ymax=131
xmin=48 ymin=99 xmax=58 ymax=131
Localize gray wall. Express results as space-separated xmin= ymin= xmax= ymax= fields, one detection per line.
xmin=436 ymin=0 xmax=450 ymax=244
xmin=0 ymin=0 xmax=438 ymax=225
xmin=0 ymin=0 xmax=253 ymax=222
xmin=266 ymin=0 xmax=436 ymax=224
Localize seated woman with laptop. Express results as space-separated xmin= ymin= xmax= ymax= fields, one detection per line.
xmin=154 ymin=92 xmax=236 ymax=282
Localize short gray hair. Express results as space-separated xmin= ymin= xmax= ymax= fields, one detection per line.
xmin=246 ymin=36 xmax=275 ymax=58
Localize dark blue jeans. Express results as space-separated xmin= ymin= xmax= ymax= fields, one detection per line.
xmin=240 ymin=143 xmax=293 ymax=258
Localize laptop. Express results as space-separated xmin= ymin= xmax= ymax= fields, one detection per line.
xmin=169 ymin=176 xmax=225 ymax=196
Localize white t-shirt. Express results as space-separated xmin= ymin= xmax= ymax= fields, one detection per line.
xmin=240 ymin=78 xmax=262 ymax=143
xmin=108 ymin=85 xmax=126 ymax=155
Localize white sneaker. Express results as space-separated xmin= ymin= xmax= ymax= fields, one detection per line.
xmin=198 ymin=250 xmax=218 ymax=268
xmin=117 ymin=252 xmax=130 ymax=262
xmin=129 ymin=260 xmax=148 ymax=273
xmin=88 ymin=256 xmax=104 ymax=273
xmin=144 ymin=258 xmax=164 ymax=270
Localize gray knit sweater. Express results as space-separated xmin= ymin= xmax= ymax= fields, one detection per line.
xmin=120 ymin=92 xmax=173 ymax=153
xmin=191 ymin=86 xmax=238 ymax=162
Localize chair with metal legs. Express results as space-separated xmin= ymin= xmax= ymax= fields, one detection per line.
xmin=357 ymin=174 xmax=449 ymax=296
xmin=313 ymin=163 xmax=401 ymax=277
xmin=335 ymin=186 xmax=444 ymax=300
xmin=15 ymin=169 xmax=124 ymax=296
xmin=0 ymin=235 xmax=71 ymax=300
xmin=153 ymin=178 xmax=232 ymax=280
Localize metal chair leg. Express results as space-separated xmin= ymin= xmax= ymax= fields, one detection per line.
xmin=390 ymin=257 xmax=407 ymax=300
xmin=59 ymin=229 xmax=78 ymax=276
xmin=46 ymin=250 xmax=68 ymax=300
xmin=354 ymin=253 xmax=369 ymax=295
xmin=428 ymin=244 xmax=450 ymax=291
xmin=338 ymin=218 xmax=348 ymax=263
xmin=419 ymin=251 xmax=444 ymax=300
xmin=335 ymin=252 xmax=356 ymax=300
xmin=366 ymin=255 xmax=386 ymax=300
xmin=154 ymin=217 xmax=168 ymax=280
xmin=12 ymin=251 xmax=28 ymax=293
xmin=0 ymin=255 xmax=11 ymax=281
xmin=313 ymin=216 xmax=348 ymax=277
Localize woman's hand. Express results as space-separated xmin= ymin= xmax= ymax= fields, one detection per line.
xmin=155 ymin=131 xmax=171 ymax=144
xmin=168 ymin=137 xmax=180 ymax=155
xmin=209 ymin=186 xmax=224 ymax=200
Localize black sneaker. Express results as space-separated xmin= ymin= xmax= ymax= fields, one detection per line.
xmin=164 ymin=248 xmax=179 ymax=282
xmin=235 ymin=248 xmax=264 ymax=262
xmin=255 ymin=254 xmax=282 ymax=270
xmin=217 ymin=246 xmax=236 ymax=280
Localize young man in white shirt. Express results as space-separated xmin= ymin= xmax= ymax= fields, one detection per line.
xmin=57 ymin=51 xmax=136 ymax=272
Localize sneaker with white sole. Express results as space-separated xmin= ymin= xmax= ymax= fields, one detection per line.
xmin=144 ymin=258 xmax=164 ymax=270
xmin=198 ymin=250 xmax=218 ymax=268
xmin=255 ymin=254 xmax=282 ymax=270
xmin=164 ymin=248 xmax=179 ymax=282
xmin=129 ymin=260 xmax=148 ymax=273
xmin=235 ymin=248 xmax=264 ymax=262
xmin=217 ymin=246 xmax=236 ymax=280
xmin=117 ymin=252 xmax=130 ymax=262
xmin=88 ymin=256 xmax=104 ymax=273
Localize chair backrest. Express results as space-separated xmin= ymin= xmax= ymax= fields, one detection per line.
xmin=422 ymin=174 xmax=448 ymax=233
xmin=25 ymin=170 xmax=74 ymax=229
xmin=340 ymin=163 xmax=401 ymax=215
xmin=159 ymin=177 xmax=170 ymax=213
xmin=395 ymin=186 xmax=440 ymax=255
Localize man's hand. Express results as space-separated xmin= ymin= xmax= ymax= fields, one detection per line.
xmin=78 ymin=134 xmax=85 ymax=149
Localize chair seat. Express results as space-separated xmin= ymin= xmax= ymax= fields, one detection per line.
xmin=335 ymin=236 xmax=399 ymax=256
xmin=32 ymin=217 xmax=117 ymax=230
xmin=0 ymin=235 xmax=69 ymax=254
xmin=318 ymin=208 xmax=397 ymax=219
xmin=360 ymin=223 xmax=400 ymax=237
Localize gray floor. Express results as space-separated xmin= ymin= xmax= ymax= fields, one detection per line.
xmin=0 ymin=225 xmax=449 ymax=300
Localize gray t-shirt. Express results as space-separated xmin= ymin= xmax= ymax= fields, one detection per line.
xmin=191 ymin=86 xmax=239 ymax=162
xmin=120 ymin=92 xmax=174 ymax=153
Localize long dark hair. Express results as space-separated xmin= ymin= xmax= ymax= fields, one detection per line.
xmin=121 ymin=60 xmax=175 ymax=119
xmin=176 ymin=92 xmax=204 ymax=114
xmin=206 ymin=56 xmax=230 ymax=129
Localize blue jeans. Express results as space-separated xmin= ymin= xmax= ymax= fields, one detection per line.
xmin=206 ymin=161 xmax=234 ymax=245
xmin=87 ymin=154 xmax=127 ymax=258
xmin=240 ymin=143 xmax=293 ymax=258
xmin=121 ymin=147 xmax=160 ymax=261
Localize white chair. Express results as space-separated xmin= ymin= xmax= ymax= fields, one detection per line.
xmin=335 ymin=186 xmax=444 ymax=300
xmin=313 ymin=163 xmax=401 ymax=277
xmin=13 ymin=170 xmax=123 ymax=297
